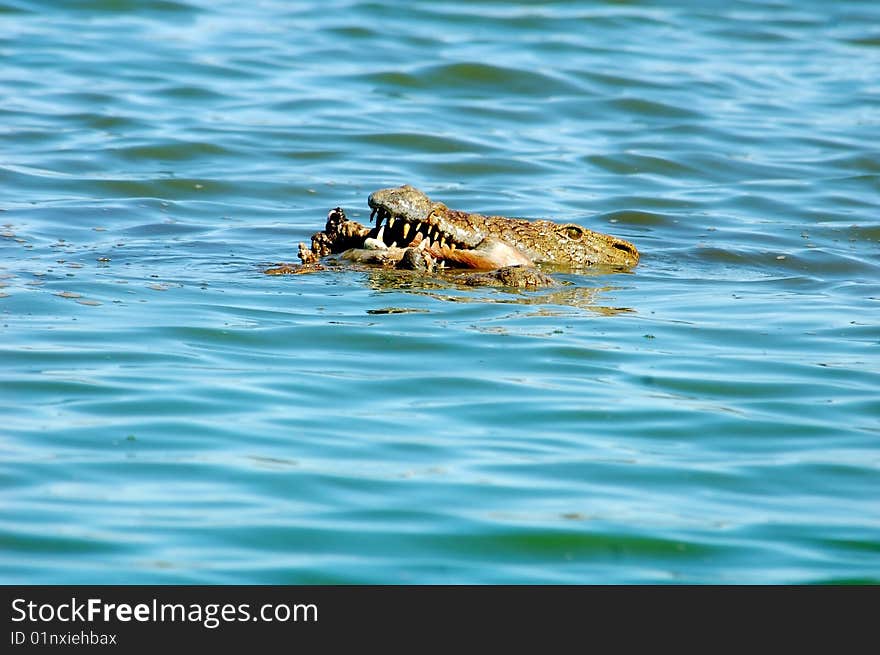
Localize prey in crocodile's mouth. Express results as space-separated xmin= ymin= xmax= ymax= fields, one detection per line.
xmin=365 ymin=206 xmax=464 ymax=254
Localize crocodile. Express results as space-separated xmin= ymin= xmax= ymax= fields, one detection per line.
xmin=265 ymin=185 xmax=639 ymax=287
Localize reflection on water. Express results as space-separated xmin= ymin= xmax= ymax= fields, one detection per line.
xmin=328 ymin=265 xmax=634 ymax=316
xmin=412 ymin=285 xmax=633 ymax=317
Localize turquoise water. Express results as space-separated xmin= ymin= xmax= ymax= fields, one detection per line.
xmin=2 ymin=0 xmax=879 ymax=584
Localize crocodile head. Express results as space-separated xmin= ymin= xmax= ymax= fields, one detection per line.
xmin=366 ymin=185 xmax=639 ymax=270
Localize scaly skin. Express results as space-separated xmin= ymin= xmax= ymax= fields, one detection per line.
xmin=366 ymin=185 xmax=639 ymax=270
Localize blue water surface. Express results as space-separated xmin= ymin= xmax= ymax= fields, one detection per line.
xmin=1 ymin=0 xmax=879 ymax=583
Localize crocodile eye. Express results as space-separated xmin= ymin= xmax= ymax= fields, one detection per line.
xmin=562 ymin=225 xmax=583 ymax=240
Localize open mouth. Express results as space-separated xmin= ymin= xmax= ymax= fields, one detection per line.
xmin=366 ymin=206 xmax=464 ymax=252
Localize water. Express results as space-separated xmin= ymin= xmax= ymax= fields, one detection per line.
xmin=1 ymin=0 xmax=878 ymax=584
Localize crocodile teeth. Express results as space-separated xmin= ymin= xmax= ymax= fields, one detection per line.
xmin=417 ymin=238 xmax=427 ymax=250
xmin=389 ymin=241 xmax=397 ymax=248
xmin=387 ymin=217 xmax=395 ymax=229
xmin=401 ymin=223 xmax=411 ymax=240
xmin=439 ymin=236 xmax=446 ymax=248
